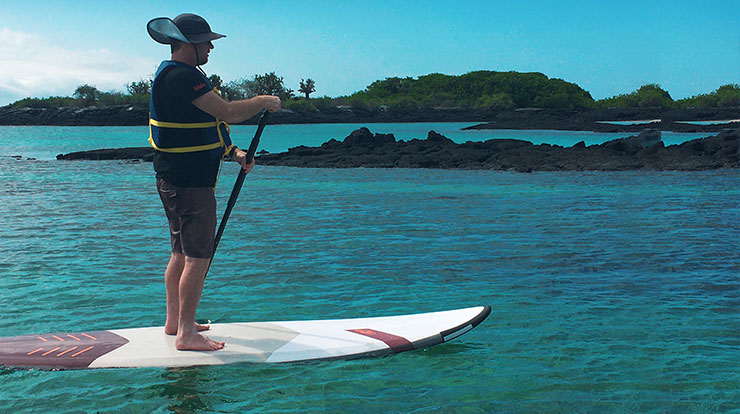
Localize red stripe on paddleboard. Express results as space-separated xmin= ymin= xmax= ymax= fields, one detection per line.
xmin=347 ymin=329 xmax=415 ymax=353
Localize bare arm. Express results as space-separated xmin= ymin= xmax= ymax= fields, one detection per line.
xmin=192 ymin=92 xmax=281 ymax=124
xmin=194 ymin=92 xmax=279 ymax=173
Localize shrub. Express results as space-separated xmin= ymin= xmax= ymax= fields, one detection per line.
xmin=284 ymin=98 xmax=318 ymax=112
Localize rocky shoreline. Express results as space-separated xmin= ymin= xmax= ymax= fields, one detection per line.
xmin=464 ymin=108 xmax=740 ymax=133
xmin=57 ymin=127 xmax=739 ymax=172
xmin=2 ymin=104 xmax=738 ymax=132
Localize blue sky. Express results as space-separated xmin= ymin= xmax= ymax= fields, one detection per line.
xmin=0 ymin=0 xmax=738 ymax=106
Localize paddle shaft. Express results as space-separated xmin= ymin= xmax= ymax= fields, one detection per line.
xmin=207 ymin=111 xmax=269 ymax=277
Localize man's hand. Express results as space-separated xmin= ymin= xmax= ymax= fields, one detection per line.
xmin=260 ymin=95 xmax=281 ymax=112
xmin=232 ymin=148 xmax=255 ymax=173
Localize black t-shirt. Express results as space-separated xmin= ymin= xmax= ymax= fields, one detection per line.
xmin=152 ymin=63 xmax=220 ymax=187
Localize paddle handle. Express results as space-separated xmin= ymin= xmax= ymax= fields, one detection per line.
xmin=210 ymin=110 xmax=270 ymax=267
xmin=245 ymin=111 xmax=270 ymax=162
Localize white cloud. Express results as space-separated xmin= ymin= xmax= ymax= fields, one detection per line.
xmin=0 ymin=27 xmax=155 ymax=105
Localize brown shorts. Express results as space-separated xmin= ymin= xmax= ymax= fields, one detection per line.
xmin=156 ymin=176 xmax=216 ymax=259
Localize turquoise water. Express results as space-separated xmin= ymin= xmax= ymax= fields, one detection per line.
xmin=0 ymin=123 xmax=709 ymax=161
xmin=1 ymin=125 xmax=738 ymax=413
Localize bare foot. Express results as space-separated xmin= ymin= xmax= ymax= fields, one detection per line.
xmin=165 ymin=321 xmax=210 ymax=335
xmin=175 ymin=331 xmax=225 ymax=351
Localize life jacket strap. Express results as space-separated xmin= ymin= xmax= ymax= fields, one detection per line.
xmin=148 ymin=118 xmax=232 ymax=155
xmin=150 ymin=119 xmax=217 ymax=129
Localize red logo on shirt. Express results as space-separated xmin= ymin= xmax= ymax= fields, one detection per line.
xmin=193 ymin=83 xmax=207 ymax=92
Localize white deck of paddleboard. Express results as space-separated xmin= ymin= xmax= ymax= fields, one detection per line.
xmin=89 ymin=306 xmax=488 ymax=368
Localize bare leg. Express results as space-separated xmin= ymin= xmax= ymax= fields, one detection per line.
xmin=164 ymin=253 xmax=211 ymax=335
xmin=174 ymin=256 xmax=224 ymax=351
xmin=164 ymin=252 xmax=185 ymax=335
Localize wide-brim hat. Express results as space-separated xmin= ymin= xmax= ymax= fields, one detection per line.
xmin=147 ymin=13 xmax=225 ymax=45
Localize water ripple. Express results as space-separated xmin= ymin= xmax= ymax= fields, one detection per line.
xmin=1 ymin=159 xmax=738 ymax=413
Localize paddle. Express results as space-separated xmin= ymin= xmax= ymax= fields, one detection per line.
xmin=206 ymin=110 xmax=270 ymax=278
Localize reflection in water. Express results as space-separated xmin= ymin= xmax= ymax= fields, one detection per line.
xmin=155 ymin=367 xmax=213 ymax=414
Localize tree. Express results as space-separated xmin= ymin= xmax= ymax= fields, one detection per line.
xmin=126 ymin=79 xmax=151 ymax=95
xmin=299 ymin=78 xmax=316 ymax=98
xmin=99 ymin=91 xmax=126 ymax=106
xmin=74 ymin=84 xmax=101 ymax=106
xmin=221 ymin=79 xmax=249 ymax=101
xmin=208 ymin=74 xmax=223 ymax=91
xmin=674 ymin=84 xmax=740 ymax=109
xmin=715 ymin=84 xmax=740 ymax=107
xmin=636 ymin=84 xmax=673 ymax=108
xmin=219 ymin=81 xmax=243 ymax=101
xmin=249 ymin=72 xmax=294 ymax=101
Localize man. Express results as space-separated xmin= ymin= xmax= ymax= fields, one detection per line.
xmin=147 ymin=13 xmax=280 ymax=351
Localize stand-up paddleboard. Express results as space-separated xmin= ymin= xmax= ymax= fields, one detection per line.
xmin=0 ymin=306 xmax=490 ymax=370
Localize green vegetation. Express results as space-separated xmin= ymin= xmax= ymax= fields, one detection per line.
xmin=9 ymin=83 xmax=149 ymax=108
xmin=281 ymin=96 xmax=345 ymax=112
xmin=674 ymin=84 xmax=740 ymax=108
xmin=126 ymin=79 xmax=151 ymax=95
xmin=217 ymin=72 xmax=296 ymax=102
xmin=6 ymin=70 xmax=739 ymax=112
xmin=593 ymin=84 xmax=673 ymax=109
xmin=593 ymin=83 xmax=740 ymax=109
xmin=348 ymin=71 xmax=594 ymax=110
xmin=594 ymin=84 xmax=740 ymax=109
xmin=9 ymin=96 xmax=78 ymax=108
